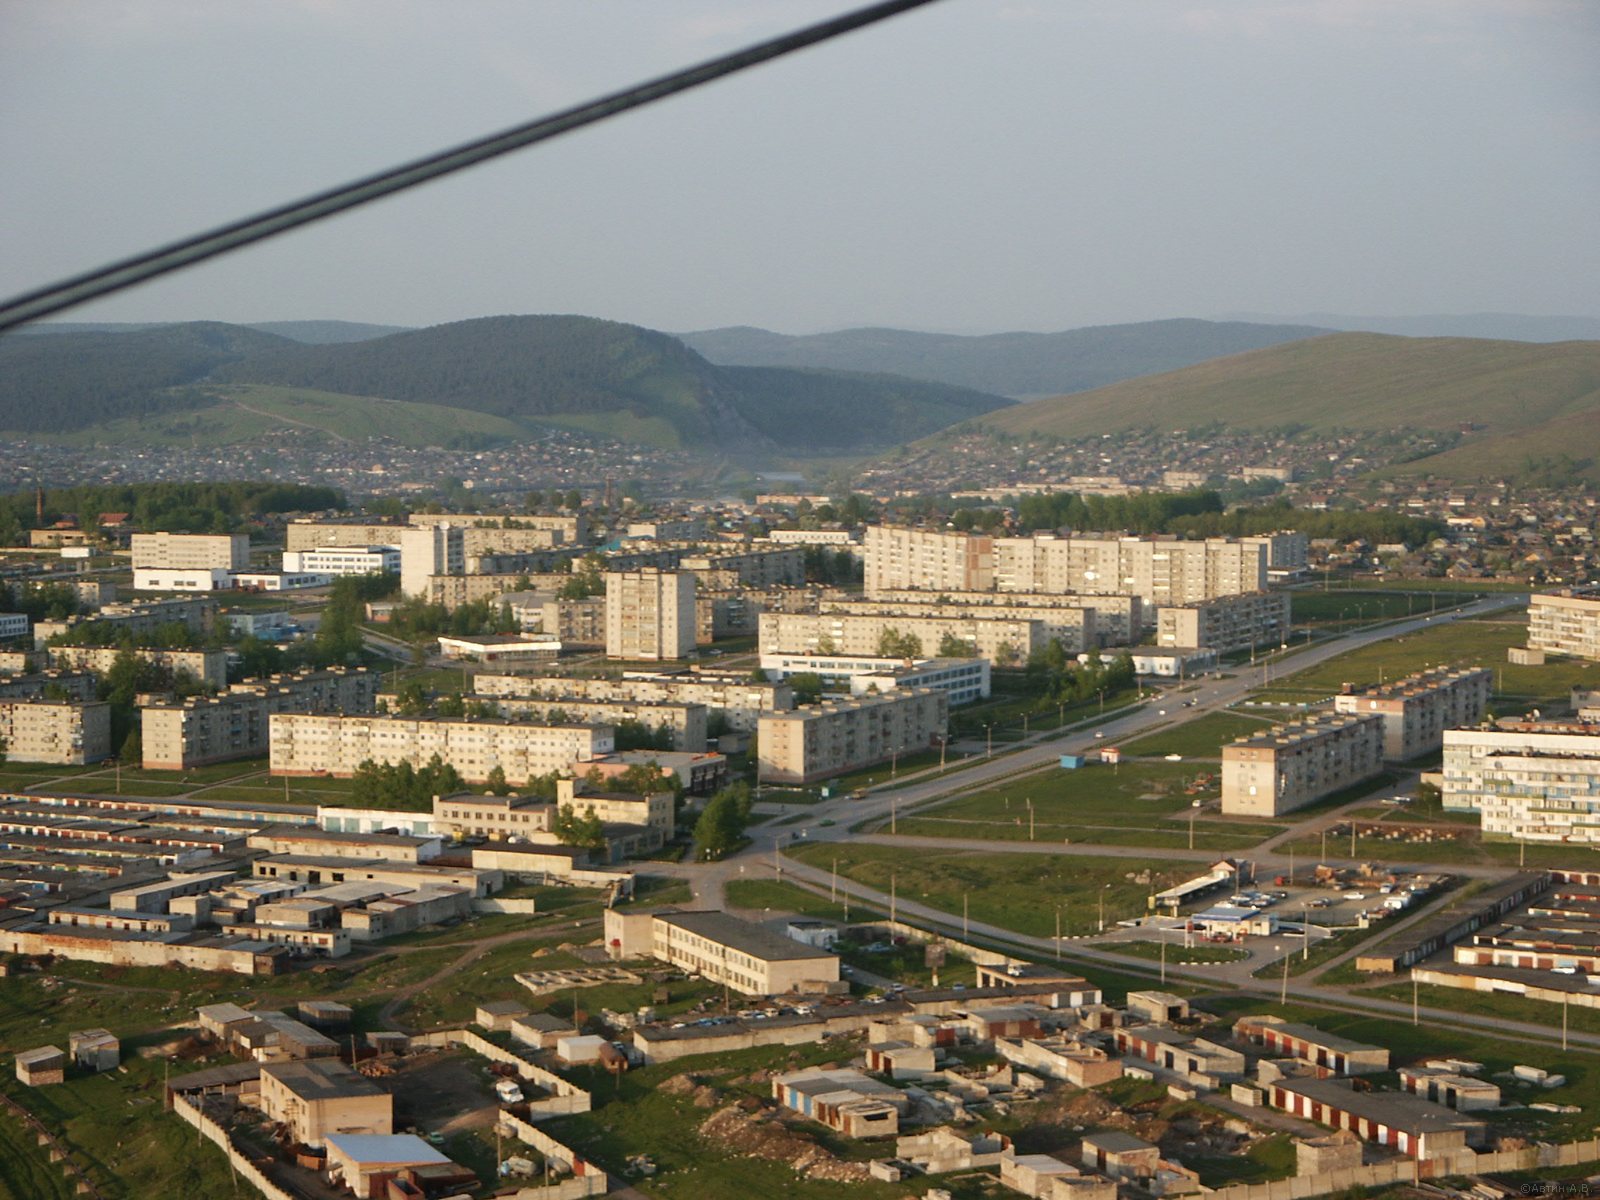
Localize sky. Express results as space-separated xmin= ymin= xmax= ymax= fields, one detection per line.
xmin=2 ymin=0 xmax=1598 ymax=335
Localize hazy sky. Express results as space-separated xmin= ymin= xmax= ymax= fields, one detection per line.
xmin=3 ymin=1 xmax=1597 ymax=334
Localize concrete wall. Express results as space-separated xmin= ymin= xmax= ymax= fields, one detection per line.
xmin=172 ymin=1094 xmax=298 ymax=1200
xmin=414 ymin=1030 xmax=592 ymax=1119
xmin=497 ymin=1110 xmax=610 ymax=1195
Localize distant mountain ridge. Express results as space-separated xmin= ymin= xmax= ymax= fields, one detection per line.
xmin=25 ymin=319 xmax=411 ymax=343
xmin=678 ymin=317 xmax=1330 ymax=397
xmin=975 ymin=332 xmax=1600 ymax=482
xmin=1 ymin=314 xmax=1012 ymax=454
xmin=1215 ymin=312 xmax=1600 ymax=343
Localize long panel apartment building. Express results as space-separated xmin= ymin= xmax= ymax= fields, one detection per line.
xmin=33 ymin=597 xmax=216 ymax=647
xmin=1221 ymin=713 xmax=1384 ymax=816
xmin=871 ymin=588 xmax=1143 ymax=644
xmin=818 ymin=598 xmax=1098 ymax=651
xmin=1156 ymin=591 xmax=1291 ymax=654
xmin=130 ymin=532 xmax=250 ymax=572
xmin=0 ymin=699 xmax=112 ymax=764
xmin=142 ymin=667 xmax=381 ymax=770
xmin=757 ymin=688 xmax=947 ymax=784
xmin=474 ymin=671 xmax=793 ymax=733
xmin=760 ymin=610 xmax=1053 ymax=665
xmin=1442 ymin=722 xmax=1600 ymax=841
xmin=1332 ymin=666 xmax=1492 ymax=761
xmin=269 ymin=713 xmax=613 ymax=786
xmin=487 ymin=695 xmax=707 ymax=752
xmin=1527 ymin=592 xmax=1600 ymax=660
xmin=50 ymin=645 xmax=229 ymax=689
xmin=864 ymin=526 xmax=1269 ymax=612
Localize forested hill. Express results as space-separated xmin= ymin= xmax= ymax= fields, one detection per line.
xmin=678 ymin=317 xmax=1329 ymax=397
xmin=2 ymin=314 xmax=1013 ymax=453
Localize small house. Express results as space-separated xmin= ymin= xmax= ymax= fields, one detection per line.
xmin=1081 ymin=1130 xmax=1160 ymax=1180
xmin=15 ymin=1046 xmax=65 ymax=1086
xmin=474 ymin=999 xmax=529 ymax=1032
xmin=68 ymin=1029 xmax=119 ymax=1073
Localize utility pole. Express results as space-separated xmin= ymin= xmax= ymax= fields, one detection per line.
xmin=1280 ymin=946 xmax=1290 ymax=1005
xmin=963 ymin=892 xmax=969 ymax=941
xmin=1160 ymin=935 xmax=1167 ymax=985
xmin=1351 ymin=820 xmax=1357 ymax=858
xmin=890 ymin=871 xmax=897 ymax=926
xmin=1054 ymin=908 xmax=1062 ymax=962
xmin=1412 ymin=976 xmax=1419 ymax=1027
xmin=1303 ymin=909 xmax=1310 ymax=961
xmin=1189 ymin=810 xmax=1195 ymax=850
xmin=891 ymin=796 xmax=897 ymax=835
xmin=1028 ymin=801 xmax=1034 ymax=842
xmin=1321 ymin=826 xmax=1328 ymax=863
xmin=830 ymin=858 xmax=838 ymax=902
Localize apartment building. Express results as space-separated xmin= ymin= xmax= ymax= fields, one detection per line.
xmin=284 ymin=521 xmax=407 ymax=553
xmin=760 ymin=610 xmax=1050 ymax=665
xmin=819 ymin=598 xmax=1097 ymax=652
xmin=498 ymin=592 xmax=607 ymax=645
xmin=282 ymin=546 xmax=400 ymax=577
xmin=35 ymin=597 xmax=217 ymax=647
xmin=995 ymin=534 xmax=1267 ymax=608
xmin=130 ymin=532 xmax=250 ymax=572
xmin=1220 ymin=713 xmax=1385 ymax=816
xmin=1156 ymin=591 xmax=1291 ymax=654
xmin=864 ymin=526 xmax=995 ymax=594
xmin=0 ymin=670 xmax=97 ymax=701
xmin=0 ymin=613 xmax=28 ymax=641
xmin=409 ymin=510 xmax=590 ymax=545
xmin=605 ymin=907 xmax=840 ymax=996
xmin=605 ymin=568 xmax=696 ymax=661
xmin=1442 ymin=722 xmax=1600 ymax=840
xmin=1528 ymin=592 xmax=1600 ymax=660
xmin=871 ymin=588 xmax=1142 ymax=644
xmin=679 ymin=546 xmax=805 ymax=588
xmin=764 ymin=529 xmax=860 ymax=551
xmin=1333 ymin=666 xmax=1492 ymax=761
xmin=50 ymin=645 xmax=228 ymax=689
xmin=757 ymin=688 xmax=947 ymax=784
xmin=398 ymin=524 xmax=465 ymax=598
xmin=488 ymin=695 xmax=706 ymax=751
xmin=1243 ymin=531 xmax=1310 ymax=579
xmin=475 ymin=670 xmax=793 ymax=733
xmin=0 ymin=699 xmax=112 ymax=764
xmin=268 ymin=713 xmax=613 ymax=786
xmin=141 ymin=667 xmax=380 ymax=770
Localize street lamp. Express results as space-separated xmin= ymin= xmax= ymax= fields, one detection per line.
xmin=1098 ymin=883 xmax=1112 ymax=933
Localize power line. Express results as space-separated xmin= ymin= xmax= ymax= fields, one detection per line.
xmin=0 ymin=0 xmax=941 ymax=334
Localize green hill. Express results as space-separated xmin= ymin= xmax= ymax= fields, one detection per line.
xmin=678 ymin=317 xmax=1329 ymax=397
xmin=4 ymin=314 xmax=1012 ymax=454
xmin=976 ymin=332 xmax=1600 ymax=480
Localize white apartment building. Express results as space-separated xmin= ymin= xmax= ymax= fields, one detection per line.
xmin=757 ymin=652 xmax=990 ymax=706
xmin=1157 ymin=591 xmax=1292 ymax=654
xmin=864 ymin=526 xmax=995 ymax=594
xmin=870 ymin=588 xmax=1143 ymax=645
xmin=489 ymin=695 xmax=707 ymax=752
xmin=605 ymin=568 xmax=696 ymax=661
xmin=399 ymin=524 xmax=465 ymax=598
xmin=1443 ymin=722 xmax=1600 ymax=841
xmin=282 ymin=546 xmax=400 ymax=577
xmin=1332 ymin=666 xmax=1492 ymax=761
xmin=0 ymin=699 xmax=112 ymax=764
xmin=269 ymin=713 xmax=613 ymax=786
xmin=764 ymin=529 xmax=860 ymax=549
xmin=819 ymin=598 xmax=1097 ymax=652
xmin=1221 ymin=713 xmax=1385 ymax=817
xmin=1528 ymin=592 xmax=1600 ymax=660
xmin=130 ymin=532 xmax=250 ymax=572
xmin=475 ymin=670 xmax=792 ymax=733
xmin=760 ymin=609 xmax=1051 ymax=664
xmin=679 ymin=547 xmax=805 ymax=588
xmin=757 ymin=688 xmax=947 ymax=784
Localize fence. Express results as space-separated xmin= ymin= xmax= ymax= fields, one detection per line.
xmin=474 ymin=898 xmax=542 ymax=915
xmin=170 ymin=1094 xmax=293 ymax=1200
xmin=497 ymin=1109 xmax=609 ymax=1193
xmin=413 ymin=1029 xmax=592 ymax=1118
xmin=0 ymin=1090 xmax=107 ymax=1199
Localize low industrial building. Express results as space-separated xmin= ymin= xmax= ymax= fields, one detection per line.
xmin=247 ymin=826 xmax=443 ymax=864
xmin=68 ymin=1028 xmax=120 ymax=1072
xmin=996 ymin=1037 xmax=1122 ymax=1087
xmin=258 ymin=1059 xmax=392 ymax=1147
xmin=605 ymin=907 xmax=841 ymax=996
xmin=15 ymin=1046 xmax=65 ymax=1086
xmin=1221 ymin=713 xmax=1385 ymax=817
xmin=1266 ymin=1075 xmax=1488 ymax=1159
xmin=1113 ymin=1026 xmax=1244 ymax=1084
xmin=323 ymin=1133 xmax=471 ymax=1199
xmin=772 ymin=1067 xmax=908 ymax=1138
xmin=1398 ymin=1067 xmax=1501 ymax=1110
xmin=1080 ymin=1130 xmax=1160 ymax=1181
xmin=1233 ymin=1016 xmax=1389 ymax=1075
xmin=1333 ymin=666 xmax=1492 ymax=761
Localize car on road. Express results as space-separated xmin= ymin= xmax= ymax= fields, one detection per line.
xmin=1342 ymin=891 xmax=1366 ymax=901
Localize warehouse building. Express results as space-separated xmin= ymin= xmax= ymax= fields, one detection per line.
xmin=605 ymin=907 xmax=841 ymax=996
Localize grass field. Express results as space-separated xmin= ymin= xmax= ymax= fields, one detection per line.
xmin=787 ymin=843 xmax=1186 ymax=939
xmin=1290 ymin=590 xmax=1469 ymax=626
xmin=1119 ymin=711 xmax=1279 ymax=758
xmin=1107 ymin=940 xmax=1249 ymax=965
xmin=891 ymin=759 xmax=1282 ymax=852
xmin=725 ymin=879 xmax=859 ymax=923
xmin=1282 ymin=615 xmax=1600 ymax=706
xmin=0 ymin=1105 xmax=77 ymax=1200
xmin=1278 ymin=820 xmax=1600 ymax=869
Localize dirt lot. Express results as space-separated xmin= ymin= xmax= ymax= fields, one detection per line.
xmin=387 ymin=1050 xmax=502 ymax=1135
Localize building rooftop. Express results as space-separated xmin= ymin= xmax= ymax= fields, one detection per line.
xmin=1082 ymin=1130 xmax=1156 ymax=1153
xmin=655 ymin=909 xmax=838 ymax=963
xmin=1276 ymin=1077 xmax=1486 ymax=1135
xmin=323 ymin=1133 xmax=449 ymax=1167
xmin=262 ymin=1059 xmax=385 ymax=1102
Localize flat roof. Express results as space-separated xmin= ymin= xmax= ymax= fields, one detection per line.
xmin=1243 ymin=1019 xmax=1384 ymax=1057
xmin=324 ymin=1133 xmax=449 ymax=1166
xmin=1276 ymin=1077 xmax=1485 ymax=1135
xmin=655 ymin=909 xmax=837 ymax=963
xmin=261 ymin=1059 xmax=385 ymax=1101
xmin=253 ymin=825 xmax=436 ymax=848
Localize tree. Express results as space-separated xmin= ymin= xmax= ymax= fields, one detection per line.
xmin=788 ymin=672 xmax=824 ymax=704
xmin=693 ymin=787 xmax=749 ymax=861
xmin=877 ymin=628 xmax=923 ymax=659
xmin=553 ymin=803 xmax=606 ymax=851
xmin=936 ymin=632 xmax=978 ymax=658
xmin=484 ymin=765 xmax=511 ymax=796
